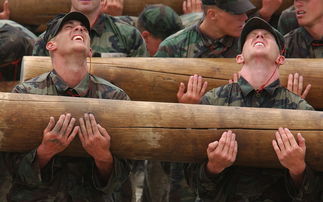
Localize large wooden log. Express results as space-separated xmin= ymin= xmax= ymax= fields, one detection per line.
xmin=0 ymin=81 xmax=19 ymax=92
xmin=22 ymin=57 xmax=323 ymax=109
xmin=1 ymin=92 xmax=323 ymax=170
xmin=0 ymin=0 xmax=293 ymax=25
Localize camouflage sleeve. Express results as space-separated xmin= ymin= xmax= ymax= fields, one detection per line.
xmin=296 ymin=99 xmax=314 ymax=111
xmin=11 ymin=83 xmax=28 ymax=93
xmin=184 ymin=162 xmax=231 ymax=199
xmin=154 ymin=38 xmax=177 ymax=57
xmin=32 ymin=32 xmax=50 ymax=56
xmin=119 ymin=24 xmax=148 ymax=57
xmin=115 ymin=16 xmax=138 ymax=27
xmin=92 ymin=156 xmax=132 ymax=194
xmin=284 ymin=166 xmax=321 ymax=201
xmin=200 ymin=87 xmax=222 ymax=105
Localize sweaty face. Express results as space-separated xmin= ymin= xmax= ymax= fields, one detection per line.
xmin=294 ymin=0 xmax=323 ymax=27
xmin=70 ymin=0 xmax=102 ymax=14
xmin=242 ymin=29 xmax=280 ymax=61
xmin=53 ymin=20 xmax=91 ymax=56
xmin=214 ymin=9 xmax=248 ymax=38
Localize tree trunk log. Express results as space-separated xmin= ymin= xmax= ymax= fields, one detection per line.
xmin=0 ymin=92 xmax=323 ymax=170
xmin=22 ymin=57 xmax=323 ymax=109
xmin=0 ymin=0 xmax=293 ymax=25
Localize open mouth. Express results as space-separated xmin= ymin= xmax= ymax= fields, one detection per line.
xmin=72 ymin=35 xmax=84 ymax=42
xmin=296 ymin=10 xmax=306 ymax=17
xmin=254 ymin=42 xmax=265 ymax=47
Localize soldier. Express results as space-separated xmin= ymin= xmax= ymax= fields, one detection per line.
xmin=284 ymin=0 xmax=323 ymax=58
xmin=0 ymin=0 xmax=36 ymax=81
xmin=137 ymin=4 xmax=184 ymax=56
xmin=277 ymin=6 xmax=299 ymax=35
xmin=3 ymin=12 xmax=131 ymax=201
xmin=178 ymin=17 xmax=319 ymax=201
xmin=33 ymin=0 xmax=147 ymax=57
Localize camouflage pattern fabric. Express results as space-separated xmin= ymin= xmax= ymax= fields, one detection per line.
xmin=32 ymin=14 xmax=148 ymax=57
xmin=184 ymin=77 xmax=319 ymax=201
xmin=0 ymin=22 xmax=35 ymax=81
xmin=137 ymin=4 xmax=183 ymax=40
xmin=180 ymin=12 xmax=203 ymax=28
xmin=154 ymin=22 xmax=239 ymax=58
xmin=1 ymin=71 xmax=132 ymax=201
xmin=277 ymin=6 xmax=299 ymax=36
xmin=285 ymin=27 xmax=323 ymax=58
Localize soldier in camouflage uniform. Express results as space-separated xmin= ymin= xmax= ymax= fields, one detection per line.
xmin=33 ymin=0 xmax=147 ymax=57
xmin=177 ymin=17 xmax=320 ymax=201
xmin=0 ymin=19 xmax=36 ymax=81
xmin=2 ymin=12 xmax=132 ymax=202
xmin=277 ymin=6 xmax=299 ymax=35
xmin=284 ymin=0 xmax=323 ymax=58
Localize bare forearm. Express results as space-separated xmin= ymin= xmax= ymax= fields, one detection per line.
xmin=36 ymin=145 xmax=54 ymax=169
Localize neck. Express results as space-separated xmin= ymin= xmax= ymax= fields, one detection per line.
xmin=304 ymin=17 xmax=323 ymax=40
xmin=199 ymin=19 xmax=225 ymax=40
xmin=52 ymin=54 xmax=88 ymax=88
xmin=239 ymin=58 xmax=279 ymax=90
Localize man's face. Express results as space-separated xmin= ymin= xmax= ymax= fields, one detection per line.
xmin=212 ymin=9 xmax=248 ymax=38
xmin=242 ymin=29 xmax=280 ymax=61
xmin=145 ymin=35 xmax=162 ymax=56
xmin=71 ymin=0 xmax=102 ymax=14
xmin=52 ymin=20 xmax=91 ymax=56
xmin=294 ymin=0 xmax=323 ymax=27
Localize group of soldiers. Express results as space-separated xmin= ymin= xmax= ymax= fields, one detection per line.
xmin=0 ymin=0 xmax=323 ymax=201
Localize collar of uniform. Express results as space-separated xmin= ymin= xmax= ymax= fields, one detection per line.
xmin=238 ymin=76 xmax=280 ymax=97
xmin=50 ymin=70 xmax=90 ymax=96
xmin=299 ymin=27 xmax=315 ymax=46
xmin=195 ymin=22 xmax=235 ymax=49
xmin=91 ymin=14 xmax=106 ymax=37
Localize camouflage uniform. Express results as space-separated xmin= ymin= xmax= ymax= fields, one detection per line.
xmin=32 ymin=13 xmax=148 ymax=57
xmin=0 ymin=20 xmax=36 ymax=81
xmin=277 ymin=6 xmax=299 ymax=36
xmin=154 ymin=22 xmax=239 ymax=58
xmin=285 ymin=27 xmax=323 ymax=58
xmin=184 ymin=77 xmax=319 ymax=201
xmin=180 ymin=12 xmax=203 ymax=28
xmin=2 ymin=71 xmax=132 ymax=201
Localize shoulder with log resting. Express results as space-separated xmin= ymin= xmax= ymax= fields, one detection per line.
xmin=201 ymin=83 xmax=241 ymax=106
xmin=89 ymin=74 xmax=130 ymax=100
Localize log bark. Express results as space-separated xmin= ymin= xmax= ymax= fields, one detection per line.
xmin=22 ymin=57 xmax=323 ymax=109
xmin=0 ymin=0 xmax=293 ymax=25
xmin=0 ymin=81 xmax=19 ymax=93
xmin=0 ymin=92 xmax=323 ymax=170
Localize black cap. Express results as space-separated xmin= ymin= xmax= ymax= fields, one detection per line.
xmin=239 ymin=17 xmax=285 ymax=53
xmin=44 ymin=12 xmax=90 ymax=43
xmin=202 ymin=0 xmax=255 ymax=14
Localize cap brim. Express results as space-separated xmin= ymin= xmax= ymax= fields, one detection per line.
xmin=60 ymin=12 xmax=91 ymax=33
xmin=223 ymin=0 xmax=256 ymax=14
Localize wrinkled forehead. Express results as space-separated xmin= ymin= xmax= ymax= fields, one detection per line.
xmin=246 ymin=29 xmax=274 ymax=39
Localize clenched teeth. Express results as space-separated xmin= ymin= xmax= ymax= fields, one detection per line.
xmin=255 ymin=42 xmax=264 ymax=47
xmin=72 ymin=36 xmax=84 ymax=41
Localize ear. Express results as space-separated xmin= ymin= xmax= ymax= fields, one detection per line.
xmin=236 ymin=54 xmax=245 ymax=64
xmin=275 ymin=55 xmax=285 ymax=65
xmin=141 ymin=31 xmax=150 ymax=41
xmin=46 ymin=41 xmax=57 ymax=51
xmin=207 ymin=8 xmax=218 ymax=21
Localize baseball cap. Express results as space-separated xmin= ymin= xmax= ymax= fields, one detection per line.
xmin=239 ymin=17 xmax=285 ymax=53
xmin=138 ymin=4 xmax=184 ymax=40
xmin=202 ymin=0 xmax=255 ymax=14
xmin=44 ymin=12 xmax=90 ymax=43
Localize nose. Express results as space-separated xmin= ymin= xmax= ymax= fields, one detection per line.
xmin=238 ymin=13 xmax=248 ymax=21
xmin=74 ymin=24 xmax=86 ymax=32
xmin=256 ymin=32 xmax=264 ymax=39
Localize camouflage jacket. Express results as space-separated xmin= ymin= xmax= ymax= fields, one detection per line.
xmin=32 ymin=14 xmax=148 ymax=57
xmin=154 ymin=22 xmax=239 ymax=58
xmin=285 ymin=27 xmax=323 ymax=58
xmin=0 ymin=21 xmax=36 ymax=81
xmin=2 ymin=71 xmax=132 ymax=202
xmin=180 ymin=12 xmax=203 ymax=28
xmin=184 ymin=77 xmax=319 ymax=202
xmin=277 ymin=6 xmax=299 ymax=36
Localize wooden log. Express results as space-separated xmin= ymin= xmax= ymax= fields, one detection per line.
xmin=0 ymin=81 xmax=19 ymax=92
xmin=0 ymin=0 xmax=293 ymax=25
xmin=1 ymin=92 xmax=323 ymax=170
xmin=22 ymin=57 xmax=323 ymax=109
